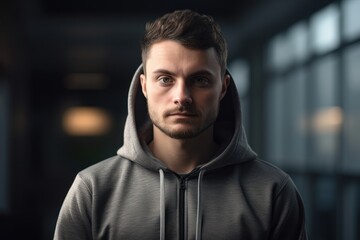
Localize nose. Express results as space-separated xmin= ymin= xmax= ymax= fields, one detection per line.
xmin=173 ymin=81 xmax=192 ymax=106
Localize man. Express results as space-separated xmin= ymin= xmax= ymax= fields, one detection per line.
xmin=54 ymin=9 xmax=307 ymax=240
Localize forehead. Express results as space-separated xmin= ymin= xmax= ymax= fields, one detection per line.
xmin=145 ymin=40 xmax=221 ymax=74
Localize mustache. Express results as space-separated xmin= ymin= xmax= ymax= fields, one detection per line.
xmin=164 ymin=106 xmax=197 ymax=116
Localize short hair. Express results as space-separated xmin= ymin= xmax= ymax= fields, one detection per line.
xmin=141 ymin=9 xmax=228 ymax=75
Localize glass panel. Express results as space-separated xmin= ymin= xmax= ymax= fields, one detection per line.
xmin=343 ymin=0 xmax=360 ymax=41
xmin=265 ymin=78 xmax=285 ymax=166
xmin=228 ymin=59 xmax=250 ymax=98
xmin=267 ymin=21 xmax=308 ymax=72
xmin=310 ymin=4 xmax=340 ymax=55
xmin=288 ymin=22 xmax=309 ymax=63
xmin=228 ymin=59 xmax=250 ymax=133
xmin=313 ymin=177 xmax=337 ymax=240
xmin=309 ymin=55 xmax=340 ymax=171
xmin=282 ymin=69 xmax=307 ymax=170
xmin=0 ymin=80 xmax=9 ymax=213
xmin=291 ymin=174 xmax=312 ymax=233
xmin=267 ymin=34 xmax=291 ymax=72
xmin=343 ymin=43 xmax=360 ymax=173
xmin=342 ymin=182 xmax=360 ymax=240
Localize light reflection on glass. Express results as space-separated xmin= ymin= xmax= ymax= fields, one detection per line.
xmin=62 ymin=107 xmax=112 ymax=136
xmin=310 ymin=4 xmax=340 ymax=55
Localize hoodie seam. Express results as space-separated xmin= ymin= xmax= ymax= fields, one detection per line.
xmin=77 ymin=173 xmax=93 ymax=197
xmin=273 ymin=175 xmax=290 ymax=201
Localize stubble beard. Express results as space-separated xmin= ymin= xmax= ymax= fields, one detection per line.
xmin=148 ymin=104 xmax=218 ymax=140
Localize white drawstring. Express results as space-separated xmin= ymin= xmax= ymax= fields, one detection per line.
xmin=159 ymin=169 xmax=165 ymax=240
xmin=195 ymin=169 xmax=205 ymax=240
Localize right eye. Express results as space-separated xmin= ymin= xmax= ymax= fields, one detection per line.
xmin=158 ymin=76 xmax=174 ymax=86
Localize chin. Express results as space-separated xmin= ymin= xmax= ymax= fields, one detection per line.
xmin=159 ymin=125 xmax=199 ymax=139
xmin=167 ymin=131 xmax=198 ymax=139
xmin=166 ymin=124 xmax=212 ymax=139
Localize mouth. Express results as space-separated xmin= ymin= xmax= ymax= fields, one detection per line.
xmin=167 ymin=112 xmax=198 ymax=122
xmin=169 ymin=112 xmax=196 ymax=117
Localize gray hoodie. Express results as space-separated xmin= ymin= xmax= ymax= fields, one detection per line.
xmin=54 ymin=65 xmax=307 ymax=240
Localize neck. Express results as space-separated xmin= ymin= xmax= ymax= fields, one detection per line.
xmin=149 ymin=126 xmax=219 ymax=174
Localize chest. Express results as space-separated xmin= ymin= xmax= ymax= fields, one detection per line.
xmin=92 ymin=172 xmax=271 ymax=240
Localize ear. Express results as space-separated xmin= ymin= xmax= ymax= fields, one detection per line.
xmin=140 ymin=74 xmax=147 ymax=98
xmin=219 ymin=74 xmax=230 ymax=100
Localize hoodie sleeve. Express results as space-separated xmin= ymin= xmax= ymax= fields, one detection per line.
xmin=53 ymin=175 xmax=93 ymax=240
xmin=270 ymin=175 xmax=308 ymax=240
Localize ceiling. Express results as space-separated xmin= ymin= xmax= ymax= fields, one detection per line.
xmin=3 ymin=0 xmax=267 ymax=89
xmin=39 ymin=0 xmax=259 ymax=18
xmin=2 ymin=0 xmax=334 ymax=92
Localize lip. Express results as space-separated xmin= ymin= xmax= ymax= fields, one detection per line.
xmin=169 ymin=112 xmax=196 ymax=117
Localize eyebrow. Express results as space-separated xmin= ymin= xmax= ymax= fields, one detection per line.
xmin=152 ymin=69 xmax=174 ymax=75
xmin=188 ymin=70 xmax=216 ymax=78
xmin=152 ymin=69 xmax=216 ymax=78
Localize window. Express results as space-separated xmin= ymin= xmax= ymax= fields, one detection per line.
xmin=288 ymin=22 xmax=309 ymax=64
xmin=263 ymin=2 xmax=360 ymax=239
xmin=342 ymin=182 xmax=360 ymax=240
xmin=282 ymin=69 xmax=307 ymax=170
xmin=342 ymin=42 xmax=360 ymax=173
xmin=343 ymin=0 xmax=360 ymax=41
xmin=309 ymin=55 xmax=340 ymax=172
xmin=313 ymin=177 xmax=337 ymax=240
xmin=228 ymin=59 xmax=251 ymax=133
xmin=310 ymin=4 xmax=340 ymax=55
xmin=264 ymin=77 xmax=285 ymax=166
xmin=267 ymin=34 xmax=292 ymax=72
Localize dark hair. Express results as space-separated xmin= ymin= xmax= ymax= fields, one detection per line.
xmin=141 ymin=9 xmax=228 ymax=75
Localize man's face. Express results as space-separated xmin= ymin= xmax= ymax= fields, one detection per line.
xmin=140 ymin=40 xmax=229 ymax=139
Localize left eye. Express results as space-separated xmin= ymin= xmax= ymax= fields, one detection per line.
xmin=192 ymin=77 xmax=210 ymax=87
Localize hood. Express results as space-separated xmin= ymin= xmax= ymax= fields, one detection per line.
xmin=117 ymin=64 xmax=257 ymax=172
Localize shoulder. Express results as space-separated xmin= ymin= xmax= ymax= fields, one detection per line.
xmin=234 ymin=158 xmax=298 ymax=197
xmin=241 ymin=158 xmax=289 ymax=181
xmin=80 ymin=155 xmax=129 ymax=174
xmin=251 ymin=159 xmax=301 ymax=198
xmin=76 ymin=155 xmax=134 ymax=188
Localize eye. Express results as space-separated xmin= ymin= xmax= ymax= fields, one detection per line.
xmin=191 ymin=76 xmax=210 ymax=87
xmin=158 ymin=76 xmax=174 ymax=86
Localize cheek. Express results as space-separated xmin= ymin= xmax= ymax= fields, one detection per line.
xmin=195 ymin=92 xmax=221 ymax=113
xmin=146 ymin=88 xmax=170 ymax=108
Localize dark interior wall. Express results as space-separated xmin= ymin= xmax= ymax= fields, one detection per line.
xmin=0 ymin=0 xmax=39 ymax=238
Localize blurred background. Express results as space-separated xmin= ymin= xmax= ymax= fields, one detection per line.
xmin=1 ymin=0 xmax=360 ymax=239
